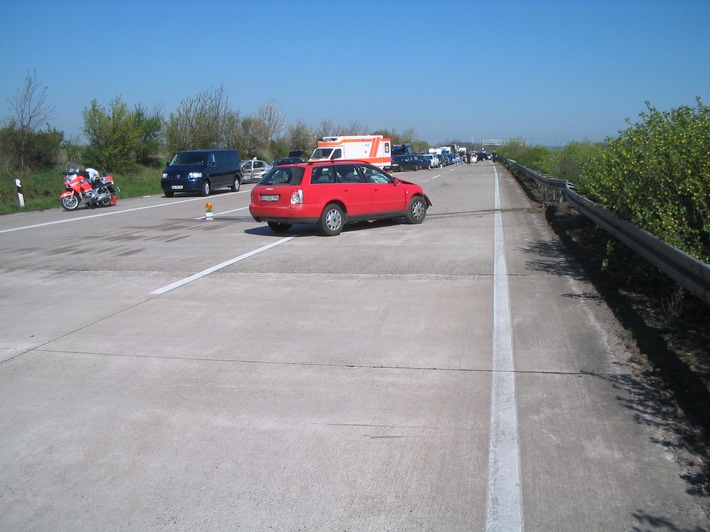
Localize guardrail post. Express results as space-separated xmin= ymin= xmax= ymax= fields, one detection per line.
xmin=15 ymin=178 xmax=25 ymax=207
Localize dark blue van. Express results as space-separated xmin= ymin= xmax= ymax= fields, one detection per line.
xmin=161 ymin=149 xmax=242 ymax=197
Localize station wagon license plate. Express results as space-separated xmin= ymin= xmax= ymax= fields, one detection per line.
xmin=171 ymin=185 xmax=183 ymax=190
xmin=260 ymin=194 xmax=279 ymax=202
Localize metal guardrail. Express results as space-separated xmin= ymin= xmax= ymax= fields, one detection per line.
xmin=504 ymin=159 xmax=568 ymax=200
xmin=503 ymin=159 xmax=710 ymax=305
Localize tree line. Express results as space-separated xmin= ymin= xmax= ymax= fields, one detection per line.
xmin=0 ymin=72 xmax=430 ymax=175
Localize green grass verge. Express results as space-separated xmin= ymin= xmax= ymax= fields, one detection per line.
xmin=0 ymin=165 xmax=164 ymax=215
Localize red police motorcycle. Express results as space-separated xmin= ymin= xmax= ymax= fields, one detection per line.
xmin=60 ymin=167 xmax=119 ymax=211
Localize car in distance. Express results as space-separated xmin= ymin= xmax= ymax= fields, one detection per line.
xmin=241 ymin=159 xmax=273 ymax=182
xmin=391 ymin=155 xmax=421 ymax=172
xmin=249 ymin=160 xmax=431 ymax=236
xmin=416 ymin=154 xmax=433 ymax=169
xmin=272 ymin=156 xmax=305 ymax=166
xmin=426 ymin=154 xmax=440 ymax=168
xmin=161 ymin=149 xmax=242 ymax=197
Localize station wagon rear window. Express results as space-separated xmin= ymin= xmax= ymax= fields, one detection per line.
xmin=259 ymin=167 xmax=305 ymax=185
xmin=310 ymin=148 xmax=342 ymax=159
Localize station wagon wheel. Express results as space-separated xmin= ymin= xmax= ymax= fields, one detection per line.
xmin=318 ymin=203 xmax=345 ymax=236
xmin=201 ymin=180 xmax=211 ymax=196
xmin=405 ymin=196 xmax=427 ymax=224
xmin=267 ymin=221 xmax=291 ymax=233
xmin=231 ymin=176 xmax=241 ymax=192
xmin=164 ymin=190 xmax=174 ymax=198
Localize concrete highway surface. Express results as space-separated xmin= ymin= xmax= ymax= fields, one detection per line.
xmin=1 ymin=161 xmax=707 ymax=530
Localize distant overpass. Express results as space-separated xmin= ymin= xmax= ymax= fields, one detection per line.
xmin=478 ymin=139 xmax=513 ymax=148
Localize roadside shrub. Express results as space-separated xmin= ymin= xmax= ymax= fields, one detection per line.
xmin=543 ymin=141 xmax=606 ymax=182
xmin=82 ymin=97 xmax=163 ymax=173
xmin=0 ymin=126 xmax=63 ymax=174
xmin=576 ymin=99 xmax=710 ymax=262
xmin=497 ymin=139 xmax=552 ymax=171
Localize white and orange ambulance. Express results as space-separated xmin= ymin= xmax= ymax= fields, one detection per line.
xmin=309 ymin=135 xmax=392 ymax=169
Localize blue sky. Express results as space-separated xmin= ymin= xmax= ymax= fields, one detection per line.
xmin=1 ymin=0 xmax=708 ymax=147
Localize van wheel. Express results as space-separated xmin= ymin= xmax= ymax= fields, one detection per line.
xmin=201 ymin=180 xmax=211 ymax=196
xmin=318 ymin=203 xmax=344 ymax=236
xmin=164 ymin=190 xmax=174 ymax=198
xmin=231 ymin=176 xmax=241 ymax=192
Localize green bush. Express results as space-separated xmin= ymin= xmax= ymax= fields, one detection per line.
xmin=82 ymin=98 xmax=162 ymax=173
xmin=0 ymin=126 xmax=64 ymax=173
xmin=576 ymin=99 xmax=710 ymax=262
xmin=497 ymin=138 xmax=552 ymax=170
xmin=543 ymin=141 xmax=606 ymax=182
xmin=498 ymin=139 xmax=606 ymax=182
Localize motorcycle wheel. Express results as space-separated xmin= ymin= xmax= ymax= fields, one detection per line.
xmin=98 ymin=196 xmax=112 ymax=207
xmin=61 ymin=194 xmax=80 ymax=211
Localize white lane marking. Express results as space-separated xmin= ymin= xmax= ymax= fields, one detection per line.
xmin=150 ymin=237 xmax=295 ymax=295
xmin=486 ymin=165 xmax=523 ymax=531
xmin=0 ymin=191 xmax=251 ymax=234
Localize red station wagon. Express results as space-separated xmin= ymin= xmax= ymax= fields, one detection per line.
xmin=249 ymin=160 xmax=432 ymax=236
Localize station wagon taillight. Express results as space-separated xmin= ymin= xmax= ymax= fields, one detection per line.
xmin=290 ymin=189 xmax=304 ymax=204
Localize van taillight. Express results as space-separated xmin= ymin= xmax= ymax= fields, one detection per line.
xmin=290 ymin=189 xmax=303 ymax=204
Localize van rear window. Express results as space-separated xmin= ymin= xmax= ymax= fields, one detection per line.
xmin=259 ymin=167 xmax=305 ymax=185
